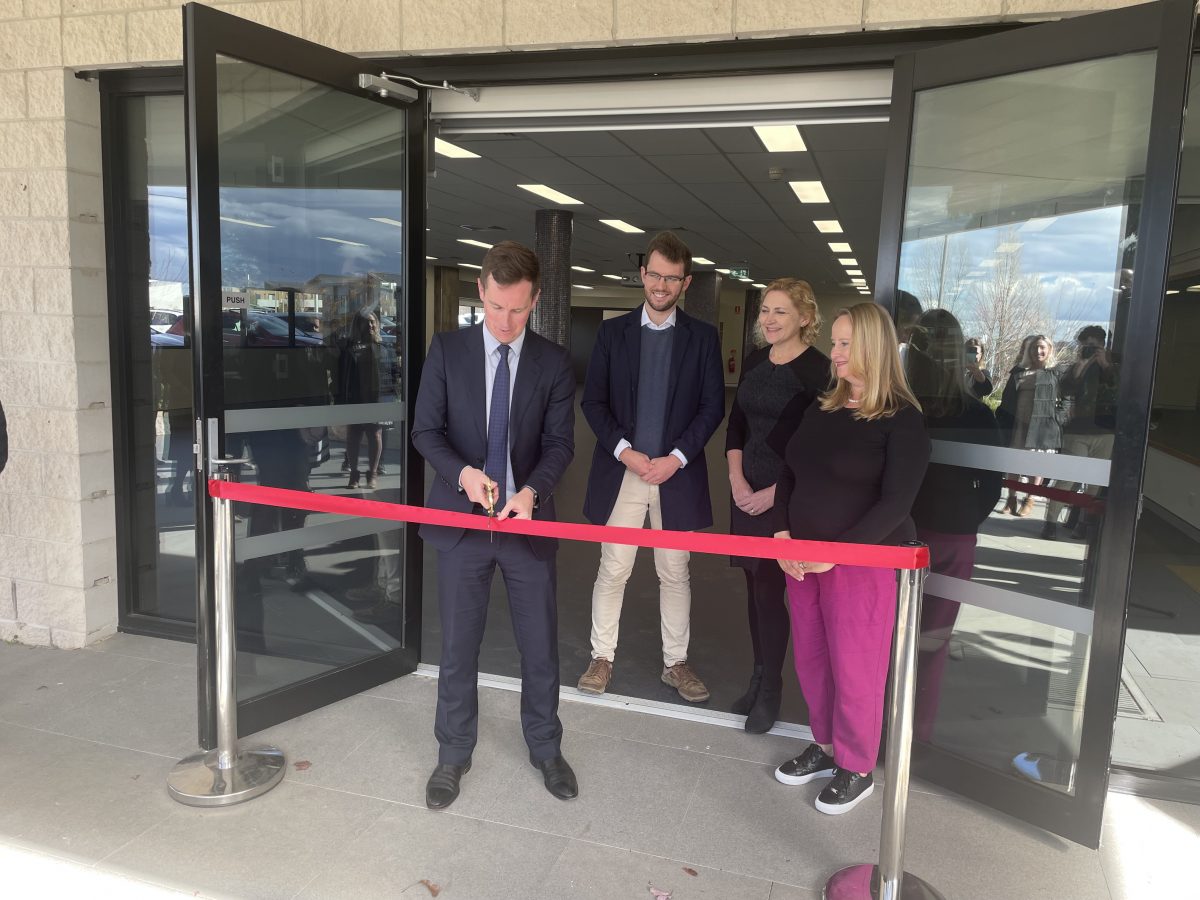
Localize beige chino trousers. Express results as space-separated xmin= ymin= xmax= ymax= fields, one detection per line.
xmin=589 ymin=469 xmax=691 ymax=667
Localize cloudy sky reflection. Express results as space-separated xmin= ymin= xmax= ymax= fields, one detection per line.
xmin=148 ymin=185 xmax=405 ymax=288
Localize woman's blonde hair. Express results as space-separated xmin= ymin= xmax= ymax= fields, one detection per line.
xmin=755 ymin=278 xmax=821 ymax=347
xmin=820 ymin=302 xmax=922 ymax=420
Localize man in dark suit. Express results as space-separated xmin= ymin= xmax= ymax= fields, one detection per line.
xmin=412 ymin=241 xmax=577 ymax=810
xmin=577 ymin=231 xmax=725 ymax=703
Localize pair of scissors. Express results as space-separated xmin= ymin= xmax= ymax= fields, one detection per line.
xmin=484 ymin=482 xmax=497 ymax=542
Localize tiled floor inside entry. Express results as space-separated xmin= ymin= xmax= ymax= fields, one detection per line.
xmin=0 ymin=634 xmax=1196 ymax=899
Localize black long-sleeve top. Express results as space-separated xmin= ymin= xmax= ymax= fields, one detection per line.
xmin=773 ymin=401 xmax=931 ymax=546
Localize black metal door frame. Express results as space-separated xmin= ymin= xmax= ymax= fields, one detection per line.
xmin=874 ymin=0 xmax=1196 ymax=848
xmin=183 ymin=1 xmax=428 ymax=745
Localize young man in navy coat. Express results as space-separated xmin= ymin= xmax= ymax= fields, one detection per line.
xmin=577 ymin=231 xmax=725 ymax=702
xmin=412 ymin=242 xmax=577 ymax=810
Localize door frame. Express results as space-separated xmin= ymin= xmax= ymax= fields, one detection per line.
xmin=874 ymin=0 xmax=1196 ymax=847
xmin=182 ymin=1 xmax=428 ymax=744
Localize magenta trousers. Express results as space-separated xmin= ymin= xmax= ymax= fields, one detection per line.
xmin=786 ymin=564 xmax=897 ymax=774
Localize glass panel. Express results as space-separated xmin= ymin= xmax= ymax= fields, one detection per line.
xmin=1117 ymin=53 xmax=1200 ymax=786
xmin=900 ymin=52 xmax=1159 ymax=792
xmin=211 ymin=57 xmax=408 ymax=699
xmin=117 ymin=93 xmax=196 ymax=623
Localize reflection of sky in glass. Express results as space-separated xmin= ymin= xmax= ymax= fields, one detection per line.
xmin=898 ymin=205 xmax=1126 ymax=330
xmin=147 ymin=186 xmax=404 ymax=288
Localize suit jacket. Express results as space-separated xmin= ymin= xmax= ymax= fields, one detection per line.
xmin=581 ymin=307 xmax=725 ymax=532
xmin=411 ymin=324 xmax=575 ymax=561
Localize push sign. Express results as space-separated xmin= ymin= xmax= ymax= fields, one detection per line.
xmin=222 ymin=290 xmax=248 ymax=309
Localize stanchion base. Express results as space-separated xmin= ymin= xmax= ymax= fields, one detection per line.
xmin=824 ymin=865 xmax=945 ymax=900
xmin=167 ymin=745 xmax=286 ymax=808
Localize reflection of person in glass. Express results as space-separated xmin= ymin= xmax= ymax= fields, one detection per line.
xmin=339 ymin=309 xmax=382 ymax=491
xmin=412 ymin=242 xmax=578 ymax=811
xmin=906 ymin=310 xmax=1003 ymax=742
xmin=725 ymin=279 xmax=830 ymax=734
xmin=964 ymin=337 xmax=993 ymax=399
xmin=998 ymin=335 xmax=1061 ymax=516
xmin=1042 ymin=325 xmax=1118 ymax=541
xmin=772 ymin=303 xmax=930 ymax=815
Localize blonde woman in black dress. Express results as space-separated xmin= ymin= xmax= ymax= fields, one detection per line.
xmin=726 ymin=278 xmax=830 ymax=732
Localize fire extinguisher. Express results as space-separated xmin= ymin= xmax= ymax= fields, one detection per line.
xmin=728 ymin=349 xmax=737 ymax=374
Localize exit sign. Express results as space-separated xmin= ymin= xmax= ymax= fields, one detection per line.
xmin=729 ymin=267 xmax=750 ymax=280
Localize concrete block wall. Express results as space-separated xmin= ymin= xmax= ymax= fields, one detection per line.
xmin=0 ymin=0 xmax=1137 ymax=648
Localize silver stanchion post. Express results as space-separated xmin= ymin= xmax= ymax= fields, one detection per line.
xmin=825 ymin=544 xmax=943 ymax=900
xmin=167 ymin=469 xmax=286 ymax=807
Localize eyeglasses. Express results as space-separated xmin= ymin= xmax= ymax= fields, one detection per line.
xmin=643 ymin=271 xmax=686 ymax=285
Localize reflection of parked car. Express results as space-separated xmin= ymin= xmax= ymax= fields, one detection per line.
xmin=150 ymin=309 xmax=181 ymax=333
xmin=274 ymin=312 xmax=325 ymax=342
xmin=380 ymin=315 xmax=398 ymax=347
xmin=151 ymin=328 xmax=185 ymax=347
xmin=224 ymin=310 xmax=324 ymax=347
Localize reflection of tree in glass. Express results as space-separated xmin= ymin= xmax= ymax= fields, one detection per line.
xmin=966 ymin=229 xmax=1049 ymax=372
xmin=908 ymin=235 xmax=974 ymax=314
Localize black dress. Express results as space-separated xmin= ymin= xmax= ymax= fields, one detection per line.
xmin=726 ymin=344 xmax=830 ymax=568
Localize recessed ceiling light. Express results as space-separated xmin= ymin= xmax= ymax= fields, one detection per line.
xmin=739 ymin=277 xmax=753 ymax=283
xmin=603 ymin=274 xmax=623 ymax=280
xmin=752 ymin=283 xmax=766 ymax=289
xmin=600 ymin=219 xmax=644 ymax=233
xmin=318 ymin=236 xmax=367 ymax=247
xmin=693 ymin=257 xmax=715 ymax=265
xmin=754 ymin=125 xmax=807 ymax=153
xmin=716 ymin=268 xmax=731 ymax=274
xmin=828 ymin=242 xmax=852 ymax=253
xmin=458 ymin=238 xmax=494 ymax=249
xmin=425 ymin=255 xmax=437 ymax=260
xmin=814 ymin=220 xmax=843 ymax=234
xmin=838 ymin=258 xmax=858 ymax=266
xmin=1167 ymin=289 xmax=1180 ymax=294
xmin=1187 ymin=285 xmax=1200 ymax=292
xmin=435 ymin=138 xmax=480 ymax=159
xmin=851 ymin=278 xmax=867 ymax=284
xmin=220 ymin=216 xmax=273 ymax=228
xmin=573 ymin=284 xmax=594 ymax=290
xmin=571 ymin=265 xmax=594 ymax=273
xmin=459 ymin=263 xmax=482 ymax=270
xmin=370 ymin=217 xmax=403 ymax=228
xmin=519 ymin=184 xmax=583 ymax=205
xmin=789 ymin=181 xmax=829 ymax=204
xmin=846 ymin=269 xmax=862 ymax=276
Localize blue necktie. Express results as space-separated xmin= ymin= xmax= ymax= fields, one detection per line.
xmin=484 ymin=343 xmax=511 ymax=508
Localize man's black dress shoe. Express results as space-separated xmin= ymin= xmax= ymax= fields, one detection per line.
xmin=426 ymin=760 xmax=470 ymax=810
xmin=531 ymin=754 xmax=578 ymax=800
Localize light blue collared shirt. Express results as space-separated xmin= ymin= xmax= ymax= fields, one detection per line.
xmin=482 ymin=323 xmax=526 ymax=501
xmin=613 ymin=304 xmax=688 ymax=467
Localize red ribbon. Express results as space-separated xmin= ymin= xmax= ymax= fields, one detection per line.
xmin=209 ymin=480 xmax=929 ymax=570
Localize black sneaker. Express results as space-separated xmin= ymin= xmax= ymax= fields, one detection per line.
xmin=815 ymin=769 xmax=874 ymax=815
xmin=774 ymin=744 xmax=836 ymax=786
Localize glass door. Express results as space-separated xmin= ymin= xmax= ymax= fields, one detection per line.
xmin=183 ymin=2 xmax=426 ymax=742
xmin=876 ymin=0 xmax=1196 ymax=847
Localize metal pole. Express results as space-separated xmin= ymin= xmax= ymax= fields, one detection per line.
xmin=824 ymin=545 xmax=944 ymax=900
xmin=167 ymin=470 xmax=286 ymax=807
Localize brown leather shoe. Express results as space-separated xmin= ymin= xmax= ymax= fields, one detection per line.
xmin=662 ymin=661 xmax=710 ymax=702
xmin=1017 ymin=496 xmax=1036 ymax=517
xmin=577 ymin=658 xmax=612 ymax=695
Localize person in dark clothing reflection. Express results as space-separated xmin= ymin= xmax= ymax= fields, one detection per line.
xmin=726 ymin=278 xmax=829 ymax=733
xmin=906 ymin=309 xmax=1003 ymax=741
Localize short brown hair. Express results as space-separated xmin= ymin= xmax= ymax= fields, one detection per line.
xmin=644 ymin=231 xmax=692 ymax=276
xmin=481 ymin=241 xmax=540 ymax=288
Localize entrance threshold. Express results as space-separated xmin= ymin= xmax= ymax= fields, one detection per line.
xmin=414 ymin=663 xmax=815 ymax=741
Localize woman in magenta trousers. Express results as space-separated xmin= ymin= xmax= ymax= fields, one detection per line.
xmin=771 ymin=302 xmax=930 ymax=815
